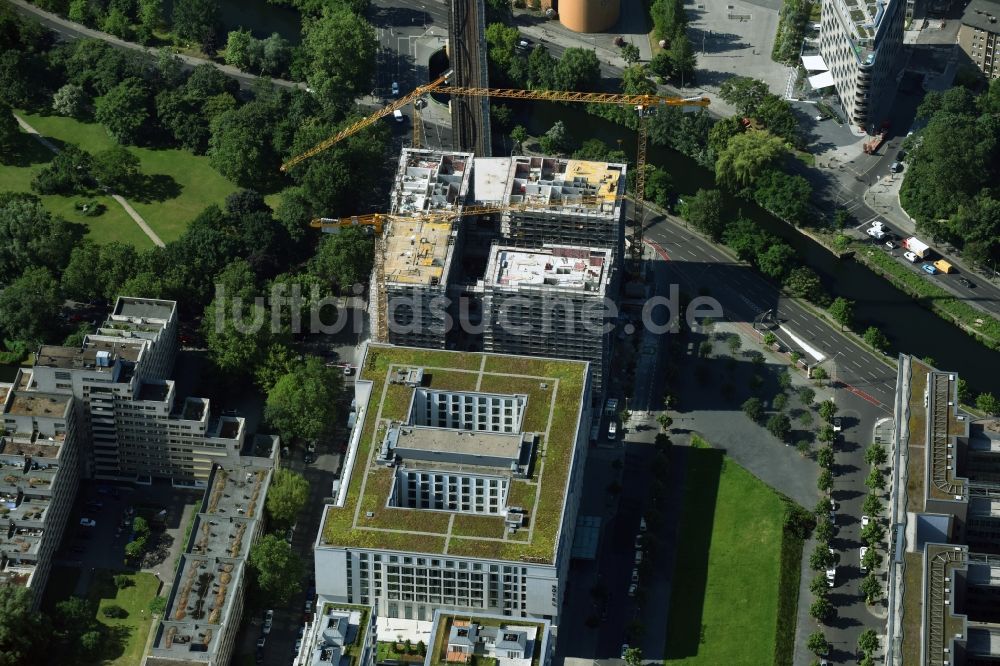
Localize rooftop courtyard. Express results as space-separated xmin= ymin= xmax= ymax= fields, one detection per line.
xmin=321 ymin=345 xmax=589 ymax=563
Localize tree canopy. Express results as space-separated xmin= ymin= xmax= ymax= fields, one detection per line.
xmin=265 ymin=357 xmax=343 ymax=443
xmin=249 ymin=534 xmax=304 ymax=605
xmin=266 ymin=468 xmax=310 ymax=526
xmin=302 ymin=7 xmax=377 ymax=110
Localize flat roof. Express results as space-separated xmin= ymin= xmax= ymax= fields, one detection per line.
xmin=321 ymin=345 xmax=588 ymax=563
xmin=393 ymin=426 xmax=524 ymax=460
xmin=504 ymin=156 xmax=625 ymax=217
xmin=114 ymin=297 xmax=176 ymax=322
xmin=961 ymin=0 xmax=1000 ymax=32
xmin=383 ymin=218 xmax=455 ymax=286
xmin=4 ymin=392 xmax=71 ymax=418
xmin=427 ymin=611 xmax=548 ymax=666
xmin=487 ymin=245 xmax=611 ymax=292
xmin=35 ymin=340 xmax=141 ymax=371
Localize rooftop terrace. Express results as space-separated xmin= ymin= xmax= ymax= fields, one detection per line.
xmin=4 ymin=392 xmax=71 ymax=419
xmin=383 ymin=218 xmax=456 ymax=286
xmin=114 ymin=296 xmax=176 ymax=322
xmin=35 ymin=340 xmax=141 ymax=372
xmin=321 ymin=345 xmax=588 ymax=563
xmin=427 ymin=612 xmax=548 ymax=666
xmin=487 ymin=245 xmax=611 ymax=292
xmin=505 ymin=156 xmax=625 ymax=217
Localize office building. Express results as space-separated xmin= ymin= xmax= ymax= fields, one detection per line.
xmin=818 ymin=0 xmax=905 ymax=130
xmin=315 ymin=344 xmax=592 ymax=625
xmin=293 ymin=601 xmax=377 ymax=666
xmin=883 ymin=357 xmax=1000 ymax=664
xmin=144 ymin=453 xmax=275 ymax=666
xmin=0 ymin=369 xmax=81 ymax=607
xmin=958 ymin=0 xmax=1000 ymax=79
xmin=379 ymin=149 xmax=474 ymax=348
xmin=425 ymin=610 xmax=553 ymax=666
xmin=29 ymin=297 xmax=247 ymax=487
xmin=482 ymin=244 xmax=615 ymax=394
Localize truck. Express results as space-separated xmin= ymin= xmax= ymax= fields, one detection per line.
xmin=902 ymin=236 xmax=931 ymax=259
xmin=933 ymin=259 xmax=954 ymax=274
xmin=863 ymin=129 xmax=888 ymax=154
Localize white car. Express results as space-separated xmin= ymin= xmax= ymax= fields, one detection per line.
xmin=390 ymin=81 xmax=399 ymax=96
xmin=608 ymin=422 xmax=618 ymax=440
xmin=79 ymin=518 xmax=96 ymax=527
xmin=628 ymin=583 xmax=637 ymax=597
xmin=903 ymin=251 xmax=919 ymax=263
xmin=862 ymin=515 xmax=871 ymax=527
xmin=860 ymin=546 xmax=869 ymax=571
xmin=867 ymin=227 xmax=886 ymax=239
xmin=620 ymin=644 xmax=630 ymax=660
xmin=825 ymin=566 xmax=836 ymax=587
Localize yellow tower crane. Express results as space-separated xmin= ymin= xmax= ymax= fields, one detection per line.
xmin=282 ymin=81 xmax=709 ymax=264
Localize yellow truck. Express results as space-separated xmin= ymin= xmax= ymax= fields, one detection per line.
xmin=933 ymin=259 xmax=954 ymax=274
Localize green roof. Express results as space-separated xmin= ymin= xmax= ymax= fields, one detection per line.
xmin=321 ymin=345 xmax=588 ymax=563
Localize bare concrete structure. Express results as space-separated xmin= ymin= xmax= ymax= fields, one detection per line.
xmin=558 ymin=0 xmax=621 ymax=33
xmin=958 ymin=0 xmax=1000 ymax=80
xmin=448 ymin=0 xmax=491 ymax=156
xmin=883 ymin=357 xmax=1000 ymax=665
xmin=482 ymin=244 xmax=615 ymax=393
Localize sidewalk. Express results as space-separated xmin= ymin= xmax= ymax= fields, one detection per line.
xmin=13 ymin=112 xmax=165 ymax=247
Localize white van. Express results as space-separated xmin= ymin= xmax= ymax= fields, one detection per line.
xmin=393 ymin=109 xmax=404 ymax=122
xmin=608 ymin=421 xmax=618 ymax=440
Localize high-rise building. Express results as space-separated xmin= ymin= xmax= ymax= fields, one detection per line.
xmin=818 ymin=0 xmax=905 ymax=130
xmin=314 ymin=344 xmax=592 ymax=625
xmin=0 ymin=369 xmax=81 ymax=607
xmin=958 ymin=0 xmax=1000 ymax=80
xmin=882 ymin=357 xmax=1000 ymax=664
xmin=482 ymin=244 xmax=615 ymax=394
xmin=29 ymin=297 xmax=246 ymax=486
xmin=144 ymin=454 xmax=276 ymax=666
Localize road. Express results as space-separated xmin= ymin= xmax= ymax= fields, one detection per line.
xmin=6 ymin=0 xmax=304 ymax=92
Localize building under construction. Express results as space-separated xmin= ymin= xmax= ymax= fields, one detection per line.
xmin=482 ymin=244 xmax=615 ymax=393
xmin=378 ymin=149 xmax=474 ymax=348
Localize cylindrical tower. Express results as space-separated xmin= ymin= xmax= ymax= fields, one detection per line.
xmin=558 ymin=0 xmax=621 ymax=33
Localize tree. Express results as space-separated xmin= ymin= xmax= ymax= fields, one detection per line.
xmin=862 ymin=545 xmax=882 ymax=572
xmin=208 ymin=102 xmax=281 ymax=189
xmin=266 ymin=469 xmax=310 ymax=526
xmin=809 ymin=572 xmax=829 ymax=596
xmin=754 ymin=168 xmax=812 ymax=224
xmin=756 ymin=242 xmax=797 ymax=282
xmin=95 ymin=78 xmax=151 ymax=144
xmin=139 ymin=0 xmax=163 ymax=37
xmin=719 ymin=77 xmax=770 ymax=116
xmin=0 ymin=103 xmax=17 ymax=159
xmin=103 ymin=7 xmax=131 ymax=38
xmin=806 ymin=631 xmax=830 ymax=655
xmin=816 ymin=445 xmax=834 ymax=469
xmin=645 ymin=167 xmax=673 ymax=209
xmin=79 ymin=630 xmax=102 ymax=658
xmin=977 ymin=392 xmax=1000 ymax=416
xmin=809 ymin=541 xmax=835 ymax=570
xmin=553 ymin=48 xmax=601 ymax=91
xmin=767 ymin=412 xmax=791 ymax=442
xmin=763 ymin=331 xmax=777 ymax=346
xmin=0 ymin=196 xmax=75 ymax=281
xmin=814 ymin=515 xmax=834 ymax=541
xmin=249 ymin=534 xmax=303 ymax=605
xmin=202 ymin=298 xmax=275 ymax=378
xmin=818 ymin=468 xmax=833 ymax=493
xmin=798 ymin=386 xmax=815 ymax=406
xmin=172 ymin=0 xmax=220 ymax=47
xmin=742 ymin=396 xmax=764 ymax=422
xmin=31 ymin=144 xmax=92 ymax=195
xmin=224 ymin=28 xmax=256 ymax=71
xmin=809 ymin=596 xmax=835 ymax=622
xmin=812 ymin=367 xmax=828 ymax=381
xmin=623 ymin=647 xmax=643 ymax=666
xmin=309 ymin=227 xmax=374 ymax=291
xmin=715 ymin=130 xmax=788 ymax=190
xmin=52 ymin=83 xmax=86 ymax=117
xmin=858 ymin=628 xmax=880 ymax=655
xmin=92 ymin=146 xmax=141 ymax=192
xmin=668 ymin=32 xmax=696 ymax=83
xmin=784 ymin=266 xmax=825 ymax=302
xmin=538 ymin=120 xmax=571 ymax=155
xmin=259 ymin=33 xmax=291 ymax=76
xmin=265 ymin=357 xmax=343 ymax=443
xmin=656 ymin=413 xmax=673 ymax=432
xmin=865 ymin=467 xmax=886 ymax=492
xmin=0 ymin=267 xmax=61 ymax=344
xmin=133 ymin=515 xmax=150 ymax=537
xmin=124 ymin=537 xmax=146 ymax=559
xmin=828 ymin=297 xmax=854 ymax=330
xmin=682 ymin=188 xmax=725 ymax=240
xmin=863 ymin=326 xmax=890 ymax=353
xmin=485 ymin=22 xmax=519 ymax=76
xmin=102 ymin=604 xmax=128 ymax=618
xmin=510 ymin=125 xmax=527 ymax=150
xmin=818 ymin=399 xmax=837 ymax=423
xmin=863 ymin=493 xmax=883 ymax=518
xmin=0 ymin=586 xmax=46 ymax=665
xmin=620 ymin=42 xmax=641 ymax=65
xmin=865 ymin=442 xmax=888 ymax=467
xmin=302 ymin=7 xmax=377 ymax=109
xmin=861 ymin=520 xmax=885 ymax=547
xmin=817 ymin=424 xmax=834 ymax=444
xmin=859 ymin=573 xmax=883 ymax=604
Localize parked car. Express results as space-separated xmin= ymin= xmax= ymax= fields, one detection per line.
xmin=639 ymin=516 xmax=647 ymax=533
xmin=829 ymin=499 xmax=838 ymax=521
xmin=79 ymin=518 xmax=96 ymax=527
xmin=867 ymin=226 xmax=886 ymax=240
xmin=885 ymin=240 xmax=897 ymax=250
xmin=343 ymin=365 xmax=355 ymax=376
xmin=634 ymin=550 xmax=643 ymax=564
xmin=825 ymin=565 xmax=837 ymax=587
xmin=631 ymin=568 xmax=639 ymax=583
xmin=832 ymin=417 xmax=842 ymax=432
xmin=390 ymin=81 xmax=399 ymax=96
xmin=257 ymin=636 xmax=266 ymax=649
xmin=890 ymin=161 xmax=903 ymax=173
xmin=922 ymin=263 xmax=939 ymax=275
xmin=263 ymin=610 xmax=274 ymax=634
xmin=862 ymin=515 xmax=870 ymax=527
xmin=294 ymin=639 xmax=303 ymax=654
xmin=608 ymin=421 xmax=617 ymax=440
xmin=634 ymin=534 xmax=642 ymax=549
xmin=628 ymin=583 xmax=637 ymax=597
xmin=304 ymin=452 xmax=315 ymax=464
xmin=304 ymin=599 xmax=313 ymax=614
xmin=860 ymin=546 xmax=869 ymax=571
xmin=903 ymin=250 xmax=919 ymax=263
xmin=620 ymin=644 xmax=630 ymax=659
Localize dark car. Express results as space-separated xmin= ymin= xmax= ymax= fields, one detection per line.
xmin=959 ymin=277 xmax=976 ymax=288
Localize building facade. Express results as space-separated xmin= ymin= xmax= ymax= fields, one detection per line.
xmin=819 ymin=0 xmax=905 ymax=130
xmin=0 ymin=370 xmax=81 ymax=607
xmin=958 ymin=0 xmax=1000 ymax=79
xmin=29 ymin=297 xmax=246 ymax=487
xmin=482 ymin=244 xmax=614 ymax=394
xmin=293 ymin=601 xmax=377 ymax=666
xmin=315 ymin=345 xmax=592 ymax=625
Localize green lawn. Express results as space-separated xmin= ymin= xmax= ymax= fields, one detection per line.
xmin=665 ymin=437 xmax=797 ymax=665
xmin=89 ymin=570 xmax=161 ymax=666
xmin=1 ymin=133 xmax=155 ymax=248
xmin=19 ymin=112 xmax=238 ymax=243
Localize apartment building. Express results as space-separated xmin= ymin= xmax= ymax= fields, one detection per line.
xmin=425 ymin=610 xmax=553 ymax=666
xmin=818 ymin=0 xmax=905 ymax=130
xmin=29 ymin=297 xmax=247 ymax=487
xmin=482 ymin=244 xmax=615 ymax=394
xmin=315 ymin=344 xmax=592 ymax=625
xmin=0 ymin=369 xmax=81 ymax=608
xmin=883 ymin=357 xmax=1000 ymax=664
xmin=379 ymin=149 xmax=474 ymax=348
xmin=144 ymin=454 xmax=275 ymax=666
xmin=293 ymin=601 xmax=377 ymax=666
xmin=958 ymin=0 xmax=1000 ymax=79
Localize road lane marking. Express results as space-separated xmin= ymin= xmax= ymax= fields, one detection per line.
xmin=778 ymin=325 xmax=826 ymax=361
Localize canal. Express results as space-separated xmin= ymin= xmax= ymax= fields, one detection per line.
xmin=514 ymin=103 xmax=1000 ymax=393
